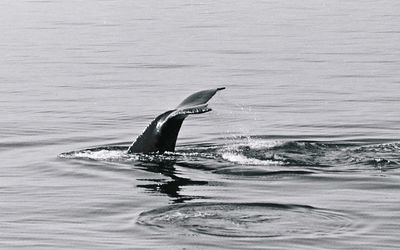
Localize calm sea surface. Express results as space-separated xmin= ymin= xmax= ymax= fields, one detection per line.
xmin=1 ymin=1 xmax=400 ymax=249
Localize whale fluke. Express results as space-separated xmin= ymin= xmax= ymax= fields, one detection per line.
xmin=127 ymin=87 xmax=225 ymax=154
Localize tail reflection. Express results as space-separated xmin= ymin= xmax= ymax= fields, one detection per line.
xmin=135 ymin=159 xmax=207 ymax=203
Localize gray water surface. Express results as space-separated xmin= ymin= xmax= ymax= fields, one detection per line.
xmin=1 ymin=1 xmax=400 ymax=249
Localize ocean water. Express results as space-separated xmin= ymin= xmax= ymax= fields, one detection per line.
xmin=1 ymin=0 xmax=400 ymax=249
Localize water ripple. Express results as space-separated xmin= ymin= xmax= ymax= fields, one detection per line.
xmin=137 ymin=202 xmax=364 ymax=239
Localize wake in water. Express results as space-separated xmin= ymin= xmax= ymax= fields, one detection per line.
xmin=59 ymin=136 xmax=400 ymax=173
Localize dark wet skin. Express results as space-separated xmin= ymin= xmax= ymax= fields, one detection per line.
xmin=127 ymin=87 xmax=225 ymax=154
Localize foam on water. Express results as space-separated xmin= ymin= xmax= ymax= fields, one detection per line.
xmin=59 ymin=149 xmax=130 ymax=161
xmin=217 ymin=138 xmax=286 ymax=166
xmin=221 ymin=152 xmax=282 ymax=166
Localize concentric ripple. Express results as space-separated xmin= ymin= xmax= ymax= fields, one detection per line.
xmin=137 ymin=202 xmax=362 ymax=239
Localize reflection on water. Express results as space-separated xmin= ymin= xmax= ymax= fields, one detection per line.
xmin=135 ymin=160 xmax=208 ymax=203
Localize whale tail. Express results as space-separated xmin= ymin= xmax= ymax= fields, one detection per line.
xmin=127 ymin=87 xmax=225 ymax=154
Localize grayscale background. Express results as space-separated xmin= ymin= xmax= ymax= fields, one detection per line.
xmin=1 ymin=1 xmax=400 ymax=249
